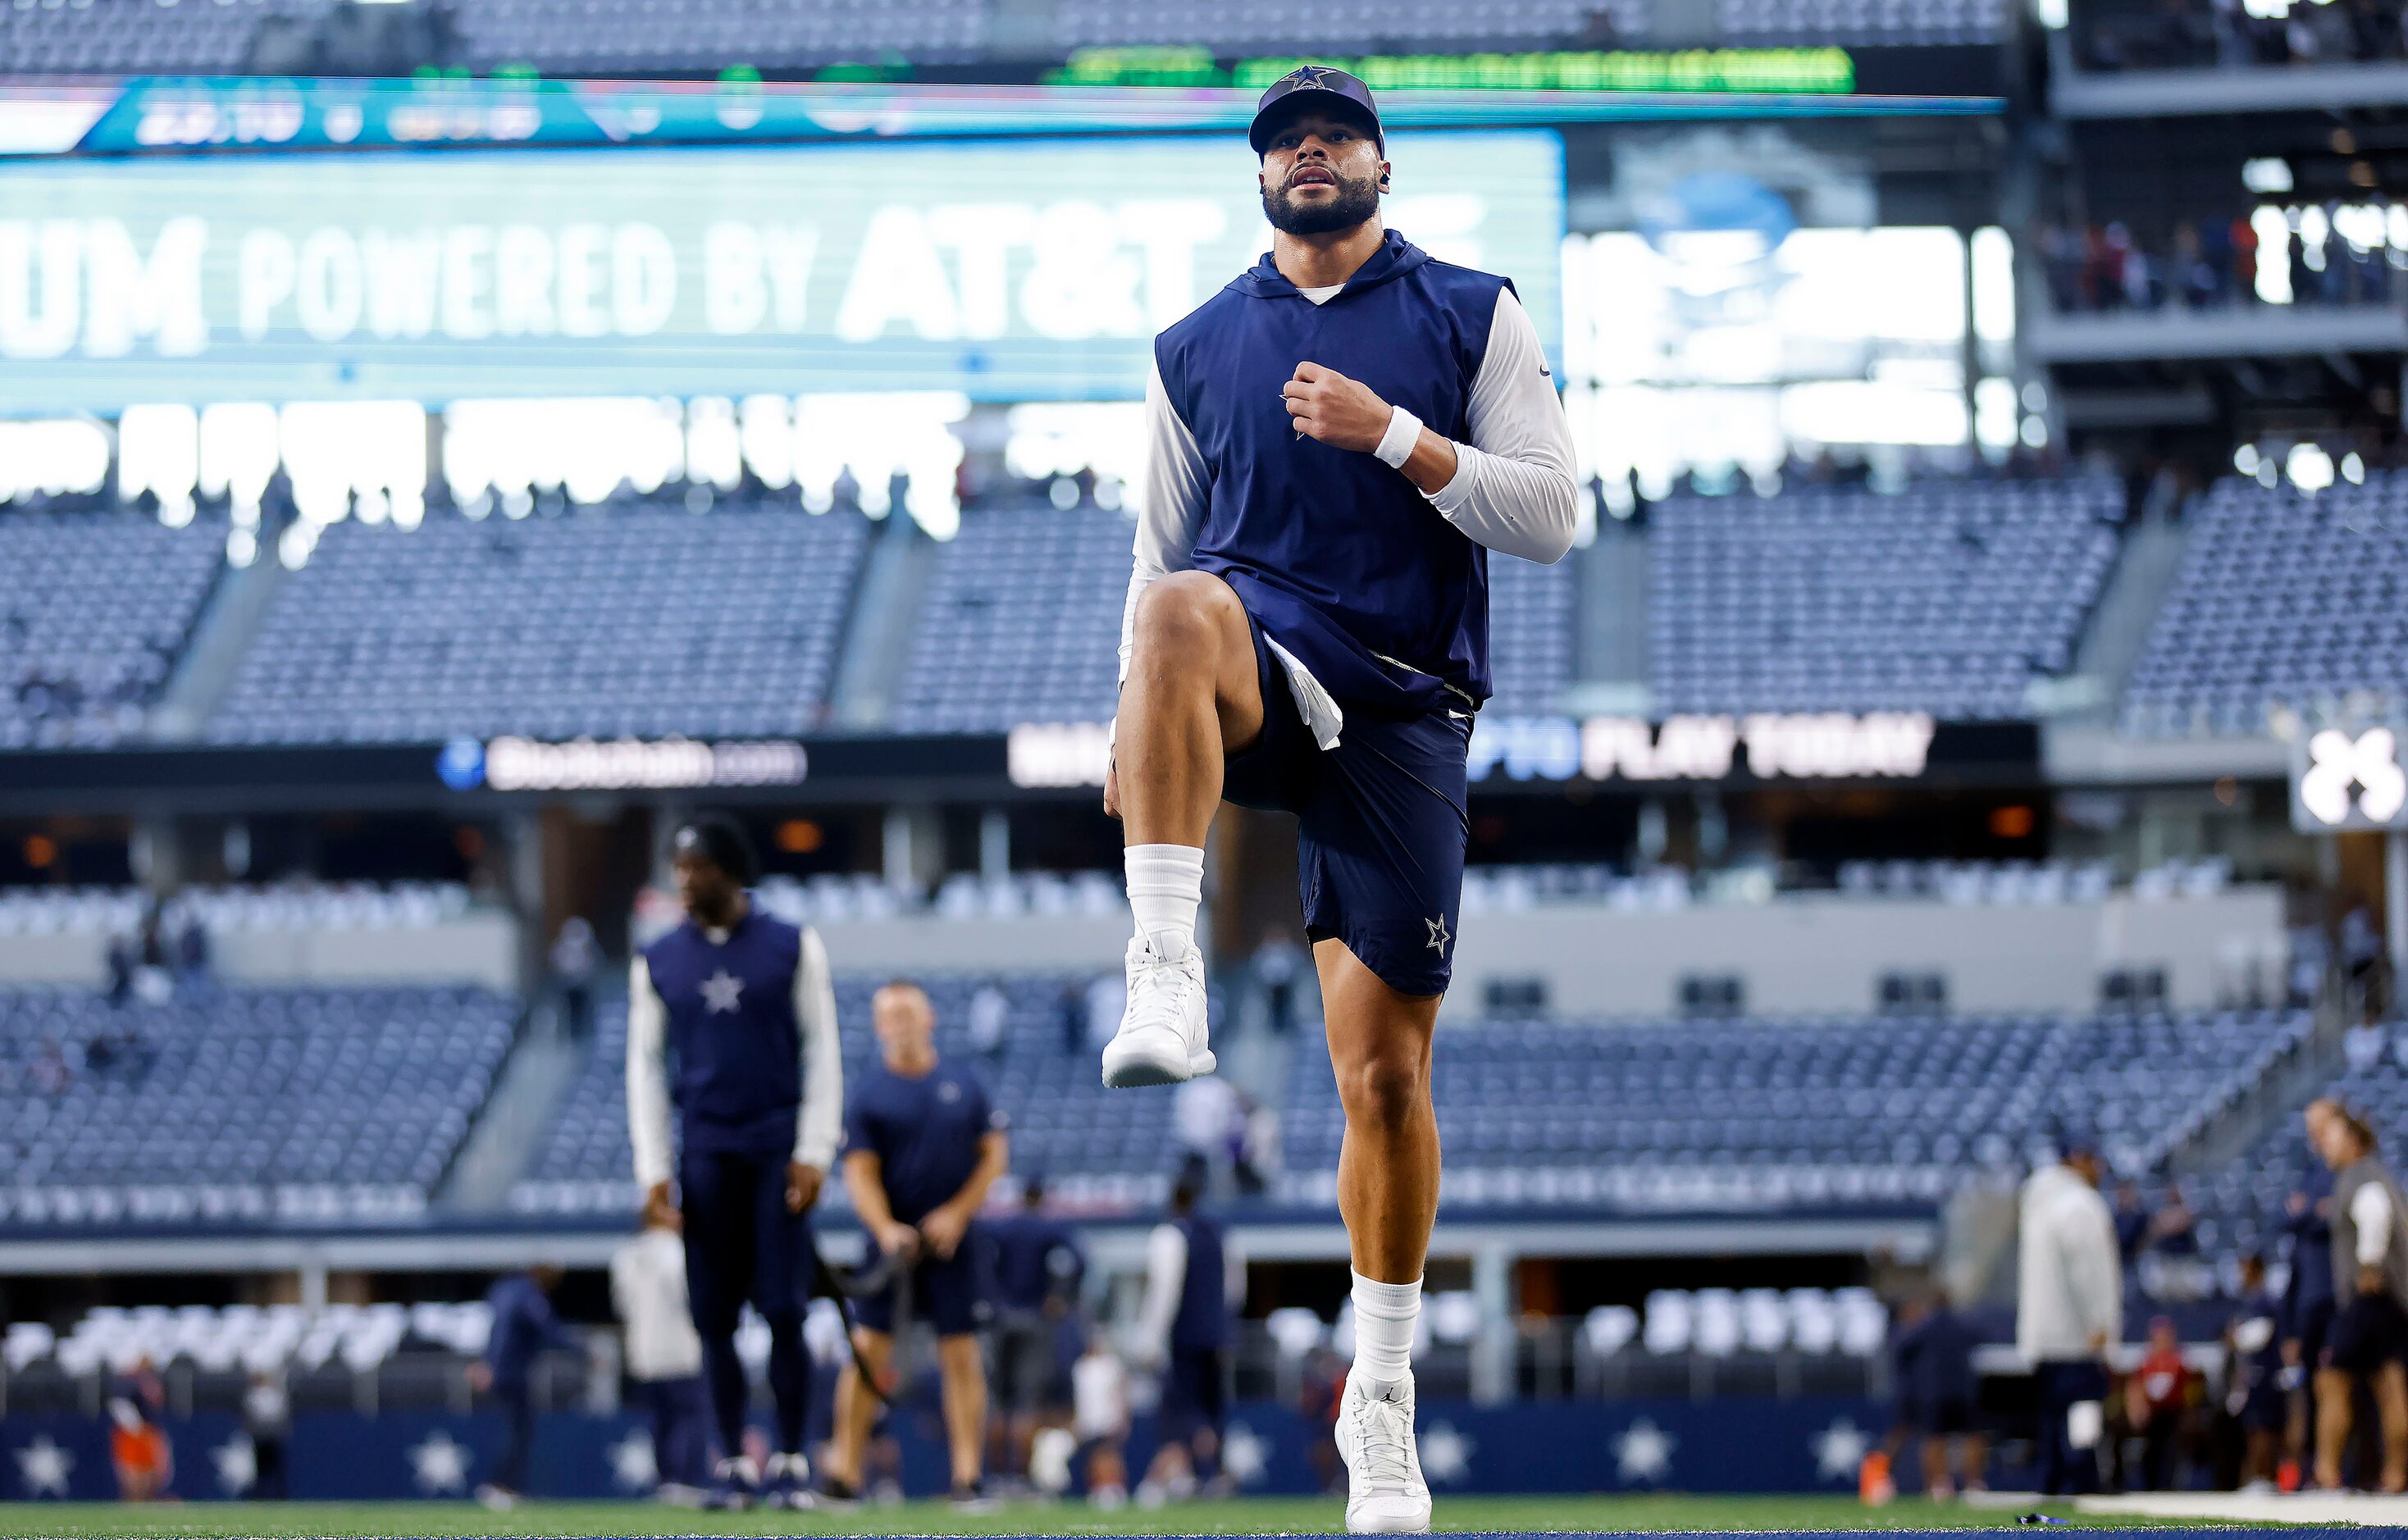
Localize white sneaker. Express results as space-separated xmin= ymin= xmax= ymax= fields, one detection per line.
xmin=1101 ymin=934 xmax=1213 ymax=1088
xmin=1337 ymin=1376 xmax=1430 ymax=1535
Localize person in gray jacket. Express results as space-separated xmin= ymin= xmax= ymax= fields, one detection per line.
xmin=2314 ymin=1105 xmax=2408 ymax=1492
xmin=2017 ymin=1142 xmax=2121 ymax=1495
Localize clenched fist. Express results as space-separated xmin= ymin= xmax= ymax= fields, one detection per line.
xmin=1283 ymin=362 xmax=1393 ymax=453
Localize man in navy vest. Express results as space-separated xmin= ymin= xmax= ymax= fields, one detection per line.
xmin=827 ymin=981 xmax=1010 ymax=1508
xmin=627 ymin=815 xmax=843 ymax=1510
xmin=1134 ymin=1163 xmax=1233 ymax=1504
xmin=1100 ymin=64 xmax=1577 ymax=1534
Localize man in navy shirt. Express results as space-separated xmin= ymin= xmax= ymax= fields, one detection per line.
xmin=1100 ymin=64 xmax=1576 ymax=1536
xmin=1887 ymin=1291 xmax=1984 ymax=1500
xmin=626 ymin=816 xmax=844 ymax=1509
xmin=2284 ymin=1100 xmax=2340 ymax=1480
xmin=985 ymin=1175 xmax=1087 ymax=1482
xmin=827 ymin=981 xmax=1009 ymax=1507
xmin=473 ymin=1265 xmax=576 ymax=1509
xmin=1134 ymin=1164 xmax=1234 ymax=1503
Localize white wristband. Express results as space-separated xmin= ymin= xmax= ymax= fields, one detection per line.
xmin=1374 ymin=406 xmax=1423 ymax=469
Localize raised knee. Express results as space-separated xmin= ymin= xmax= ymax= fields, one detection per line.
xmin=1334 ymin=1052 xmax=1425 ymax=1132
xmin=1133 ymin=572 xmax=1239 ymax=661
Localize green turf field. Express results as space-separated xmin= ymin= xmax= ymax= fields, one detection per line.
xmin=0 ymin=1497 xmax=2275 ymax=1537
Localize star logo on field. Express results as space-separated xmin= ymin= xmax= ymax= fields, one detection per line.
xmin=700 ymin=970 xmax=744 ymax=1014
xmin=1614 ymin=1419 xmax=1674 ymax=1484
xmin=608 ymin=1428 xmax=657 ymax=1491
xmin=1812 ymin=1418 xmax=1870 ymax=1483
xmin=1425 ymin=916 xmax=1450 ymax=953
xmin=212 ymin=1433 xmax=257 ymax=1495
xmin=408 ymin=1430 xmax=469 ymax=1494
xmin=14 ymin=1435 xmax=71 ymax=1497
xmin=1421 ymin=1421 xmax=1473 ymax=1484
xmin=1220 ymin=1423 xmax=1268 ymax=1486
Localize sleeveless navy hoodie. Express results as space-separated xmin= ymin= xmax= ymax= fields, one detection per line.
xmin=1153 ymin=230 xmax=1512 ymax=717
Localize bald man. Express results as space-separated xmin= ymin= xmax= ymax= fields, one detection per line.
xmin=826 ymin=982 xmax=1010 ymax=1509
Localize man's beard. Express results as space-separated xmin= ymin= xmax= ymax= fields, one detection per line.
xmin=1262 ymin=171 xmax=1380 ymax=236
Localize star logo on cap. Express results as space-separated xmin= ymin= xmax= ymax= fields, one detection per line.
xmin=1286 ymin=65 xmax=1334 ymax=89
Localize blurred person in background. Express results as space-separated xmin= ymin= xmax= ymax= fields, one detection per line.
xmin=1887 ymin=1290 xmax=1986 ymax=1500
xmin=2018 ymin=1143 xmax=2122 ymax=1495
xmin=107 ymin=1357 xmax=171 ymax=1502
xmin=2313 ymin=1105 xmax=2408 ymax=1492
xmin=2124 ymin=1315 xmax=2191 ymax=1491
xmin=172 ymin=903 xmax=212 ymax=1001
xmin=1134 ymin=1163 xmax=1234 ymax=1504
xmin=968 ymin=977 xmax=1010 ymax=1064
xmin=1069 ymin=1327 xmax=1133 ymax=1508
xmin=2283 ymin=1100 xmax=2341 ymax=1488
xmin=2225 ymin=1253 xmax=2285 ymax=1492
xmin=1175 ymin=1073 xmax=1242 ymax=1178
xmin=627 ymin=815 xmax=843 ymax=1510
xmin=1251 ymin=932 xmax=1307 ymax=1037
xmin=472 ymin=1264 xmax=574 ymax=1510
xmin=1302 ymin=1345 xmax=1351 ymax=1494
xmin=550 ymin=916 xmax=599 ymax=1041
xmin=242 ymin=1369 xmax=289 ymax=1501
xmin=2113 ymin=1180 xmax=2151 ymax=1273
xmin=984 ymin=1173 xmax=1086 ymax=1486
xmin=828 ymin=980 xmax=1009 ymax=1510
xmin=612 ymin=1210 xmax=710 ymax=1506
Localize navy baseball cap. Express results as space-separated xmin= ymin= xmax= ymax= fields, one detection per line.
xmin=1248 ymin=65 xmax=1383 ymax=155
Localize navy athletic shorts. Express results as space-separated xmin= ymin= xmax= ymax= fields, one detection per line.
xmin=2329 ymin=1291 xmax=2408 ymax=1374
xmin=1221 ymin=613 xmax=1471 ymax=998
xmin=851 ymin=1239 xmax=984 ymax=1338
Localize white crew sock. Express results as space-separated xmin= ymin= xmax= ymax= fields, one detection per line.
xmin=1125 ymin=843 xmax=1206 ymax=958
xmin=1349 ymin=1271 xmax=1422 ymax=1392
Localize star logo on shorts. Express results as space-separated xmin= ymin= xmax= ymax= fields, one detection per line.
xmin=700 ymin=969 xmax=744 ymax=1013
xmin=1425 ymin=916 xmax=1450 ymax=953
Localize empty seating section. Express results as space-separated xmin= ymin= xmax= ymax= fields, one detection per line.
xmin=2120 ymin=474 xmax=2408 ymax=739
xmin=206 ymin=503 xmax=866 ymax=745
xmin=894 ymin=501 xmax=1580 ymax=732
xmin=1280 ymin=1009 xmax=2310 ymax=1210
xmin=892 ymin=502 xmax=1131 ymax=734
xmin=1 ymin=0 xmax=2021 ymax=79
xmin=1485 ymin=551 xmax=1578 ymax=716
xmin=1047 ymin=0 xmax=1644 ymax=51
xmin=2 ymin=0 xmax=280 ymax=75
xmin=449 ymin=0 xmax=988 ymax=74
xmin=1714 ymin=0 xmax=2005 ymax=43
xmin=0 ymin=882 xmax=474 ymax=939
xmin=513 ymin=973 xmax=1176 ymax=1215
xmin=0 ymin=513 xmax=223 ymax=751
xmin=0 ymin=986 xmax=516 ymax=1226
xmin=1649 ymin=479 xmax=2123 ymax=721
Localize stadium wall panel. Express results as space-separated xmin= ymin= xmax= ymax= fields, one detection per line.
xmin=1444 ymin=886 xmax=2283 ymax=1019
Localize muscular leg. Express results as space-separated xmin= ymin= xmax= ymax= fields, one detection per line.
xmin=2316 ymin=1367 xmax=2353 ymax=1489
xmin=937 ymin=1334 xmax=988 ymax=1490
xmin=1114 ymin=572 xmax=1264 ymax=846
xmin=830 ymin=1328 xmax=893 ymax=1490
xmin=1319 ymin=940 xmax=1442 ymax=1283
xmin=2376 ymin=1361 xmax=2408 ymax=1491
